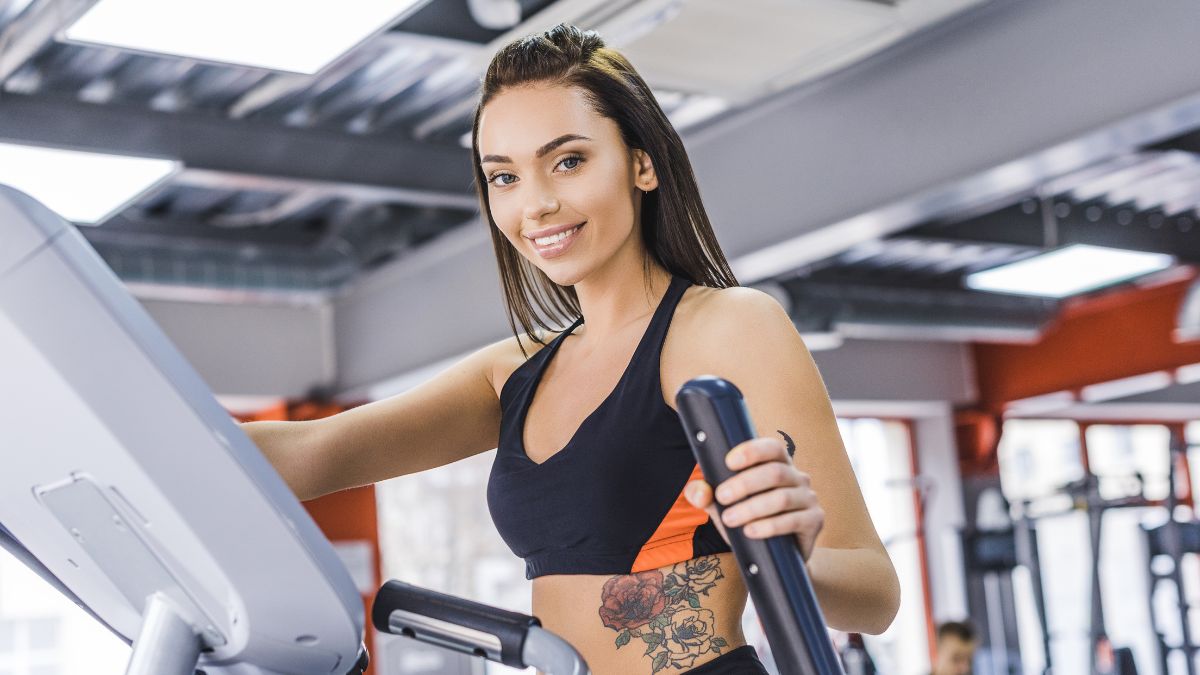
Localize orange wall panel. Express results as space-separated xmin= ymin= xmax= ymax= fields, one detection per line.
xmin=973 ymin=270 xmax=1200 ymax=410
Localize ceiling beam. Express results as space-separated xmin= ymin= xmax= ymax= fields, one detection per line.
xmin=0 ymin=0 xmax=96 ymax=82
xmin=697 ymin=0 xmax=1200 ymax=281
xmin=0 ymin=92 xmax=475 ymax=193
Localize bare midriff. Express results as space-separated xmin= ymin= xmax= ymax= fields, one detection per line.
xmin=528 ymin=552 xmax=750 ymax=675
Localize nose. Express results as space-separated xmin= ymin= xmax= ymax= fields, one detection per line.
xmin=522 ymin=187 xmax=560 ymax=223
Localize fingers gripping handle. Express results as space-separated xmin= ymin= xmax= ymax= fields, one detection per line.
xmin=675 ymin=376 xmax=845 ymax=675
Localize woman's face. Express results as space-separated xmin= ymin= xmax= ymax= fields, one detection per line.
xmin=477 ymin=83 xmax=657 ymax=286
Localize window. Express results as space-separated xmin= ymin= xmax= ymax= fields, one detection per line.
xmin=997 ymin=419 xmax=1084 ymax=502
xmin=23 ymin=620 xmax=56 ymax=653
xmin=0 ymin=551 xmax=128 ymax=675
xmin=1186 ymin=421 xmax=1200 ymax=507
xmin=0 ymin=615 xmax=61 ymax=675
xmin=833 ymin=417 xmax=928 ymax=675
xmin=997 ymin=420 xmax=1171 ymax=675
xmin=376 ymin=450 xmax=531 ymax=674
xmin=1085 ymin=424 xmax=1170 ymax=500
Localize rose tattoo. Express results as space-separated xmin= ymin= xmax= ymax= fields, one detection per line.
xmin=599 ymin=556 xmax=731 ymax=672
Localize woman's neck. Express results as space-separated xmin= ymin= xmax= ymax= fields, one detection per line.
xmin=570 ymin=261 xmax=673 ymax=344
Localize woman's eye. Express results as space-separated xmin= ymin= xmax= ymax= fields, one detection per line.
xmin=487 ymin=155 xmax=584 ymax=188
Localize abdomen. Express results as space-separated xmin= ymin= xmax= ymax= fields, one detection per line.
xmin=530 ymin=551 xmax=750 ymax=675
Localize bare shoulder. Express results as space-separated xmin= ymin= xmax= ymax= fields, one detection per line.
xmin=672 ymin=284 xmax=792 ymax=352
xmin=661 ymin=284 xmax=797 ymax=405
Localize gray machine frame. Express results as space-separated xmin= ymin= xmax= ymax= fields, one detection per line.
xmin=0 ymin=186 xmax=587 ymax=675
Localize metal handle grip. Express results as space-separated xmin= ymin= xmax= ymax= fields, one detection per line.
xmin=676 ymin=375 xmax=845 ymax=675
xmin=371 ymin=579 xmax=589 ymax=674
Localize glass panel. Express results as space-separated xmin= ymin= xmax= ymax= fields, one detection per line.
xmin=1099 ymin=507 xmax=1162 ymax=675
xmin=1085 ymin=425 xmax=1170 ymax=500
xmin=997 ymin=419 xmax=1083 ymax=502
xmin=378 ymin=450 xmax=530 ymax=613
xmin=0 ymin=550 xmax=130 ymax=674
xmin=1037 ymin=511 xmax=1090 ymax=675
xmin=26 ymin=617 xmax=58 ymax=651
xmin=835 ymin=418 xmax=928 ymax=675
xmin=377 ymin=451 xmax=531 ymax=674
xmin=1033 ymin=507 xmax=1162 ymax=675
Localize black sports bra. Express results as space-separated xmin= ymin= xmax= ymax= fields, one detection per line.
xmin=486 ymin=275 xmax=730 ymax=579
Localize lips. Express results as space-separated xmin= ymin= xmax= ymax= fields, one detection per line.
xmin=525 ymin=221 xmax=585 ymax=241
xmin=529 ymin=222 xmax=584 ymax=259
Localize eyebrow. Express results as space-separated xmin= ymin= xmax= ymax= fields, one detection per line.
xmin=480 ymin=134 xmax=592 ymax=165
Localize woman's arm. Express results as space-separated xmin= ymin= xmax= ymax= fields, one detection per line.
xmin=240 ymin=419 xmax=328 ymax=501
xmin=240 ymin=335 xmax=521 ymax=502
xmin=677 ymin=287 xmax=901 ymax=635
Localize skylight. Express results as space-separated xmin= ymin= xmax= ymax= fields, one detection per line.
xmin=0 ymin=143 xmax=178 ymax=224
xmin=965 ymin=244 xmax=1174 ymax=298
xmin=64 ymin=0 xmax=419 ymax=74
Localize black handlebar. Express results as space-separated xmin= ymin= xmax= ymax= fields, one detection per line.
xmin=676 ymin=375 xmax=845 ymax=675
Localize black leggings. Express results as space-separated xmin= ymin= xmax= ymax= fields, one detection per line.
xmin=683 ymin=645 xmax=771 ymax=674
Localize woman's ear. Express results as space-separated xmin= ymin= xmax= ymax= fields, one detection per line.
xmin=633 ymin=148 xmax=659 ymax=192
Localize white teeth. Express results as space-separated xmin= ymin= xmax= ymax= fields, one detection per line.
xmin=534 ymin=225 xmax=580 ymax=246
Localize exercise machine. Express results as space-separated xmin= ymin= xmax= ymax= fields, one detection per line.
xmin=1001 ymin=470 xmax=1146 ymax=675
xmin=0 ymin=185 xmax=589 ymax=674
xmin=0 ymin=184 xmax=373 ymax=674
xmin=0 ymin=186 xmax=847 ymax=674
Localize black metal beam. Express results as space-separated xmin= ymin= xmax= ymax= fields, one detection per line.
xmin=0 ymin=91 xmax=476 ymax=194
xmin=906 ymin=199 xmax=1200 ymax=262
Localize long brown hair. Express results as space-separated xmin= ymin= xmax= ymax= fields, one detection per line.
xmin=470 ymin=23 xmax=738 ymax=355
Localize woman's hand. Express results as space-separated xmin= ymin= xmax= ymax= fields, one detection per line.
xmin=684 ymin=437 xmax=824 ymax=561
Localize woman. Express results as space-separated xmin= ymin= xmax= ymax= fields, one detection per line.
xmin=244 ymin=23 xmax=899 ymax=674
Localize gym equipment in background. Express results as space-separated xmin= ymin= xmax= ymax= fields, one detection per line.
xmin=1142 ymin=426 xmax=1199 ymax=675
xmin=676 ymin=375 xmax=846 ymax=675
xmin=838 ymin=634 xmax=877 ymax=675
xmin=999 ymin=466 xmax=1149 ymax=675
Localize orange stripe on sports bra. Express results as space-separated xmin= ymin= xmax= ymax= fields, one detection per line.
xmin=631 ymin=463 xmax=711 ymax=572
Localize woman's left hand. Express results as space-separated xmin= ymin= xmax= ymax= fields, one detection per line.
xmin=684 ymin=437 xmax=824 ymax=561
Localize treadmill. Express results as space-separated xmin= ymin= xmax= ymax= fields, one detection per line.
xmin=0 ymin=185 xmax=844 ymax=675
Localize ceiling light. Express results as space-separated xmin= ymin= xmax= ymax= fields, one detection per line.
xmin=1176 ymin=362 xmax=1200 ymax=384
xmin=0 ymin=143 xmax=178 ymax=224
xmin=1004 ymin=391 xmax=1077 ymax=416
xmin=64 ymin=0 xmax=419 ymax=74
xmin=667 ymin=95 xmax=729 ymax=131
xmin=965 ymin=244 xmax=1174 ymax=298
xmin=798 ymin=331 xmax=843 ymax=352
xmin=1079 ymin=371 xmax=1173 ymax=403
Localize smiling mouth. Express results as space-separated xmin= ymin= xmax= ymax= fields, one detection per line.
xmin=532 ymin=223 xmax=584 ymax=247
xmin=528 ymin=222 xmax=585 ymax=259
